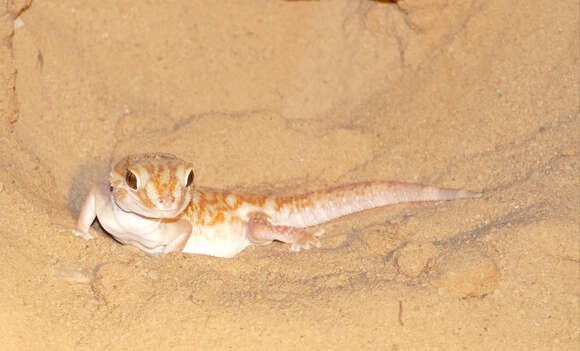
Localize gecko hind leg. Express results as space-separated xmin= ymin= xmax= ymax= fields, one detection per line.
xmin=246 ymin=213 xmax=324 ymax=252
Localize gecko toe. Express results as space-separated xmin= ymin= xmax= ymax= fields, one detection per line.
xmin=73 ymin=229 xmax=94 ymax=240
xmin=290 ymin=244 xmax=302 ymax=252
xmin=288 ymin=230 xmax=322 ymax=252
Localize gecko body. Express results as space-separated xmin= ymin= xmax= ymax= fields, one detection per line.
xmin=74 ymin=153 xmax=481 ymax=258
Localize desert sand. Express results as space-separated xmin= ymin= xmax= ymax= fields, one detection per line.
xmin=0 ymin=0 xmax=578 ymax=350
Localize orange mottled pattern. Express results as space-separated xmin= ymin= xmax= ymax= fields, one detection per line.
xmin=275 ymin=182 xmax=385 ymax=212
xmin=181 ymin=182 xmax=387 ymax=226
xmin=182 ymin=189 xmax=268 ymax=226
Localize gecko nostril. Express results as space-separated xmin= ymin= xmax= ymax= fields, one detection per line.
xmin=158 ymin=195 xmax=176 ymax=206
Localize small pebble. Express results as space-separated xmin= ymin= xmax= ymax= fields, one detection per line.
xmin=429 ymin=248 xmax=500 ymax=298
xmin=53 ymin=263 xmax=91 ymax=284
xmin=395 ymin=241 xmax=438 ymax=277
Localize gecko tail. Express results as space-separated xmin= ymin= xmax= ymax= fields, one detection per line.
xmin=269 ymin=181 xmax=481 ymax=228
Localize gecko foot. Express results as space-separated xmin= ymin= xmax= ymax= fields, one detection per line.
xmin=72 ymin=229 xmax=94 ymax=241
xmin=289 ymin=228 xmax=325 ymax=252
xmin=247 ymin=213 xmax=325 ymax=252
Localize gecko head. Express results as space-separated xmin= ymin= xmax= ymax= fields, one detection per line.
xmin=110 ymin=153 xmax=195 ymax=218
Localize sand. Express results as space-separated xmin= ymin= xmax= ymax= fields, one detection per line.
xmin=0 ymin=0 xmax=578 ymax=349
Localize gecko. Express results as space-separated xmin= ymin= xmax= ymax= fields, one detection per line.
xmin=74 ymin=153 xmax=481 ymax=258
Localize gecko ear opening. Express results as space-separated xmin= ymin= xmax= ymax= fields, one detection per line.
xmin=125 ymin=170 xmax=138 ymax=190
xmin=186 ymin=170 xmax=194 ymax=187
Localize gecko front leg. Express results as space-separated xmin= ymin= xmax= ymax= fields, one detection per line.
xmin=246 ymin=213 xmax=324 ymax=252
xmin=73 ymin=183 xmax=111 ymax=240
xmin=158 ymin=218 xmax=192 ymax=254
xmin=118 ymin=218 xmax=192 ymax=256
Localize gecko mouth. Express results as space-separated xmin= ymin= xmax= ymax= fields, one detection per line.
xmin=115 ymin=193 xmax=191 ymax=219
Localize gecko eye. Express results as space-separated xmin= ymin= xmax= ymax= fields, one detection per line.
xmin=125 ymin=170 xmax=138 ymax=190
xmin=185 ymin=170 xmax=194 ymax=187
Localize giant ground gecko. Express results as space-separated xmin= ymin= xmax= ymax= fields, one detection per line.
xmin=74 ymin=153 xmax=480 ymax=258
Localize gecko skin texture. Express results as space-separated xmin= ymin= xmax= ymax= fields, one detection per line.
xmin=74 ymin=153 xmax=481 ymax=258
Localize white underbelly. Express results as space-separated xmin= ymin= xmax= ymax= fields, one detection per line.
xmin=182 ymin=221 xmax=250 ymax=258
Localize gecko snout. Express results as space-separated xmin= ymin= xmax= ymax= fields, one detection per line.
xmin=156 ymin=194 xmax=176 ymax=207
